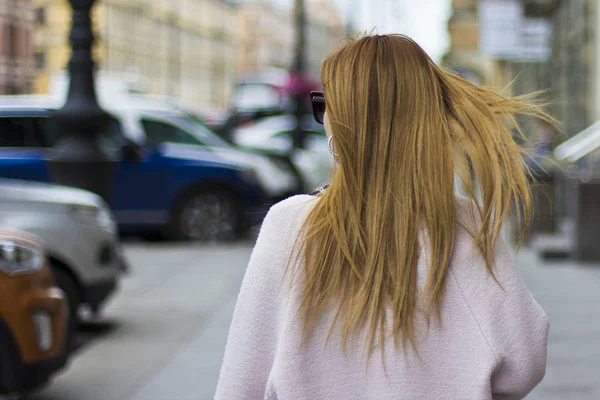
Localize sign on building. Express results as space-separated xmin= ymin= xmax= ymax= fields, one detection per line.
xmin=479 ymin=0 xmax=523 ymax=59
xmin=515 ymin=18 xmax=552 ymax=62
xmin=479 ymin=0 xmax=552 ymax=62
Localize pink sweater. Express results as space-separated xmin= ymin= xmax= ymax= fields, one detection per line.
xmin=215 ymin=195 xmax=549 ymax=400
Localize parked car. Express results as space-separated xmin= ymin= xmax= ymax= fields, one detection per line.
xmin=163 ymin=100 xmax=309 ymax=191
xmin=96 ymin=96 xmax=302 ymax=238
xmin=231 ymin=114 xmax=334 ymax=191
xmin=0 ymin=96 xmax=300 ymax=240
xmin=0 ymin=178 xmax=122 ymax=345
xmin=0 ymin=227 xmax=69 ymax=395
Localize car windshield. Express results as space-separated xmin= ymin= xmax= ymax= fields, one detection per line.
xmin=153 ymin=112 xmax=232 ymax=148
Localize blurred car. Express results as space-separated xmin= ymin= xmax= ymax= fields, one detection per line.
xmin=0 ymin=96 xmax=300 ymax=241
xmin=104 ymin=97 xmax=301 ymax=238
xmin=171 ymin=104 xmax=309 ymax=192
xmin=0 ymin=178 xmax=122 ymax=345
xmin=231 ymin=114 xmax=334 ymax=191
xmin=0 ymin=228 xmax=68 ymax=395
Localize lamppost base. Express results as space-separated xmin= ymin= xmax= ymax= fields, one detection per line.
xmin=47 ymin=139 xmax=119 ymax=204
xmin=47 ymin=160 xmax=117 ymax=204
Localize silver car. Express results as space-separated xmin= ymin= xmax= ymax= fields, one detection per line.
xmin=231 ymin=114 xmax=334 ymax=191
xmin=0 ymin=179 xmax=123 ymax=339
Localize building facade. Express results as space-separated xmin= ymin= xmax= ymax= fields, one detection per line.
xmin=443 ymin=0 xmax=496 ymax=86
xmin=0 ymin=0 xmax=35 ymax=94
xmin=235 ymin=2 xmax=294 ymax=79
xmin=305 ymin=0 xmax=345 ymax=78
xmin=444 ymin=0 xmax=585 ymax=137
xmin=462 ymin=0 xmax=599 ymax=139
xmin=531 ymin=0 xmax=597 ymax=138
xmin=236 ymin=1 xmax=344 ymax=81
xmin=34 ymin=0 xmax=236 ymax=112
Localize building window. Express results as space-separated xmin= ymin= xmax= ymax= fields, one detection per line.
xmin=35 ymin=51 xmax=45 ymax=70
xmin=35 ymin=8 xmax=46 ymax=25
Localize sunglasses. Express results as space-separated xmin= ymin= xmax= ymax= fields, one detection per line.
xmin=311 ymin=91 xmax=325 ymax=125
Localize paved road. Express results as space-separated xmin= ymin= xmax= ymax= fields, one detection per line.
xmin=21 ymin=239 xmax=600 ymax=400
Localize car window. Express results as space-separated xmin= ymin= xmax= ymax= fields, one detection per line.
xmin=98 ymin=117 xmax=127 ymax=155
xmin=29 ymin=115 xmax=125 ymax=151
xmin=141 ymin=119 xmax=202 ymax=146
xmin=0 ymin=114 xmax=125 ymax=149
xmin=31 ymin=116 xmax=59 ymax=147
xmin=0 ymin=117 xmax=43 ymax=147
xmin=148 ymin=111 xmax=230 ymax=148
xmin=166 ymin=115 xmax=230 ymax=148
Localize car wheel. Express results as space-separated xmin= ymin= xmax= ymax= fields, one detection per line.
xmin=51 ymin=268 xmax=81 ymax=351
xmin=0 ymin=328 xmax=20 ymax=395
xmin=169 ymin=189 xmax=242 ymax=242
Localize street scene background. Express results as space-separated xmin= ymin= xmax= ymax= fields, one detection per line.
xmin=0 ymin=0 xmax=598 ymax=399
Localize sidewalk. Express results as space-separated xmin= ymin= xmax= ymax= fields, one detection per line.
xmin=129 ymin=297 xmax=236 ymax=400
xmin=127 ymin=242 xmax=600 ymax=400
xmin=25 ymin=242 xmax=252 ymax=400
xmin=517 ymin=247 xmax=600 ymax=400
xmin=23 ymin=238 xmax=598 ymax=400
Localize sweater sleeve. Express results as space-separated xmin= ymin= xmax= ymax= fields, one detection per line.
xmin=452 ymin=199 xmax=550 ymax=399
xmin=214 ymin=195 xmax=313 ymax=400
xmin=486 ymin=238 xmax=550 ymax=399
xmin=452 ymin=231 xmax=550 ymax=400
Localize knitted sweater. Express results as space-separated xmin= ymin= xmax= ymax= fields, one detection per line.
xmin=215 ymin=195 xmax=549 ymax=400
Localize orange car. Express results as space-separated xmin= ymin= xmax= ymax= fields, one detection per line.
xmin=0 ymin=228 xmax=69 ymax=395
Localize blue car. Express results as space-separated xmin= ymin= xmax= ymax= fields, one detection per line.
xmin=0 ymin=96 xmax=300 ymax=240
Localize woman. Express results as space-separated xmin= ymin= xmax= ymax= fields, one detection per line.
xmin=215 ymin=35 xmax=550 ymax=400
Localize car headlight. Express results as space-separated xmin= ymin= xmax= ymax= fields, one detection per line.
xmin=69 ymin=204 xmax=117 ymax=232
xmin=0 ymin=240 xmax=44 ymax=275
xmin=97 ymin=207 xmax=116 ymax=231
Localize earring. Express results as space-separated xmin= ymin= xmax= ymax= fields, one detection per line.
xmin=328 ymin=136 xmax=338 ymax=157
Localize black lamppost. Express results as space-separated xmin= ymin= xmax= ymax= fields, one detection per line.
xmin=291 ymin=0 xmax=308 ymax=150
xmin=6 ymin=1 xmax=16 ymax=95
xmin=47 ymin=0 xmax=118 ymax=203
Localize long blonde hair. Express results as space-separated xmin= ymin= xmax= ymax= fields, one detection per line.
xmin=293 ymin=35 xmax=552 ymax=358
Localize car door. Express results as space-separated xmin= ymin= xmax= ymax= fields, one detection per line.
xmin=0 ymin=112 xmax=53 ymax=183
xmin=104 ymin=115 xmax=168 ymax=229
xmin=112 ymin=115 xmax=222 ymax=230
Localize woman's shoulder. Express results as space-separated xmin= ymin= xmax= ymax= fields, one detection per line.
xmin=251 ymin=195 xmax=318 ymax=274
xmin=270 ymin=193 xmax=319 ymax=212
xmin=262 ymin=194 xmax=319 ymax=233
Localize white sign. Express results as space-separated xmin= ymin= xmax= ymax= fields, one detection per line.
xmin=512 ymin=18 xmax=553 ymax=62
xmin=479 ymin=0 xmax=523 ymax=59
xmin=479 ymin=0 xmax=552 ymax=62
